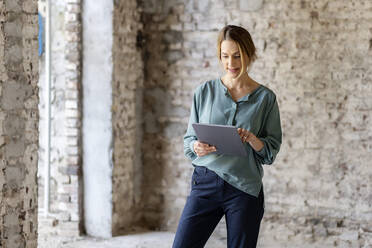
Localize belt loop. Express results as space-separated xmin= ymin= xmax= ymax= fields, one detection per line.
xmin=204 ymin=167 xmax=207 ymax=175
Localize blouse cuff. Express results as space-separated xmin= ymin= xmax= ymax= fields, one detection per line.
xmin=255 ymin=139 xmax=266 ymax=157
xmin=189 ymin=140 xmax=197 ymax=154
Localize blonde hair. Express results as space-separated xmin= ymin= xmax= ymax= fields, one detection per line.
xmin=217 ymin=25 xmax=257 ymax=78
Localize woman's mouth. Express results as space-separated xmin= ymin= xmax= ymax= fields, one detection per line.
xmin=229 ymin=68 xmax=239 ymax=73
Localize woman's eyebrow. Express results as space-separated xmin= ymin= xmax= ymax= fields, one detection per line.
xmin=222 ymin=51 xmax=240 ymax=55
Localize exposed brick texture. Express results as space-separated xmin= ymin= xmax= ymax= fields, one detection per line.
xmin=37 ymin=0 xmax=82 ymax=239
xmin=139 ymin=0 xmax=372 ymax=246
xmin=0 ymin=0 xmax=39 ymax=247
xmin=111 ymin=0 xmax=145 ymax=235
xmin=33 ymin=0 xmax=372 ymax=246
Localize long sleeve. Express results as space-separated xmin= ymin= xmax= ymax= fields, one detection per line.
xmin=183 ymin=91 xmax=199 ymax=161
xmin=254 ymin=98 xmax=282 ymax=165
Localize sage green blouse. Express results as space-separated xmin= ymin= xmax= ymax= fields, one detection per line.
xmin=183 ymin=78 xmax=282 ymax=197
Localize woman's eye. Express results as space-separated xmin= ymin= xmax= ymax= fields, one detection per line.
xmin=222 ymin=55 xmax=240 ymax=59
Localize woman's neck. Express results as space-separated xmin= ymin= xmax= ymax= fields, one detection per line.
xmin=222 ymin=73 xmax=257 ymax=91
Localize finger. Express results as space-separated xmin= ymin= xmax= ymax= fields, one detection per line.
xmin=200 ymin=148 xmax=211 ymax=154
xmin=239 ymin=129 xmax=247 ymax=137
xmin=208 ymin=147 xmax=216 ymax=152
xmin=201 ymin=147 xmax=215 ymax=155
xmin=198 ymin=143 xmax=208 ymax=149
xmin=205 ymin=150 xmax=213 ymax=155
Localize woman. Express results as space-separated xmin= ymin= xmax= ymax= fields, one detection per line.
xmin=172 ymin=25 xmax=282 ymax=248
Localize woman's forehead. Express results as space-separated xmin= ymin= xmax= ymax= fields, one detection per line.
xmin=221 ymin=40 xmax=240 ymax=53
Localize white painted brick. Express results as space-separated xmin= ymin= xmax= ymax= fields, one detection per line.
xmin=66 ymin=128 xmax=79 ymax=136
xmin=65 ymin=100 xmax=78 ymax=109
xmin=66 ymin=4 xmax=80 ymax=13
xmin=65 ymin=13 xmax=78 ymax=22
xmin=66 ymin=146 xmax=79 ymax=156
xmin=65 ymin=90 xmax=78 ymax=99
xmin=66 ymin=137 xmax=78 ymax=146
xmin=65 ymin=109 xmax=80 ymax=118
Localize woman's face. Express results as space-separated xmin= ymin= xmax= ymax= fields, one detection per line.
xmin=220 ymin=40 xmax=248 ymax=78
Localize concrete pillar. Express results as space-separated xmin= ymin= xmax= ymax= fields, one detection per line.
xmin=82 ymin=0 xmax=113 ymax=238
xmin=0 ymin=0 xmax=39 ymax=247
xmin=82 ymin=0 xmax=144 ymax=237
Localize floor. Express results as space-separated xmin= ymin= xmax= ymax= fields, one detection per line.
xmin=37 ymin=229 xmax=335 ymax=248
xmin=38 ymin=231 xmax=225 ymax=248
xmin=37 ymin=214 xmax=358 ymax=248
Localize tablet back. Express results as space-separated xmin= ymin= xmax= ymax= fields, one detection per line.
xmin=192 ymin=123 xmax=247 ymax=157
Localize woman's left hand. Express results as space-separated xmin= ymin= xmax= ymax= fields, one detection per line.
xmin=237 ymin=128 xmax=265 ymax=152
xmin=237 ymin=128 xmax=254 ymax=143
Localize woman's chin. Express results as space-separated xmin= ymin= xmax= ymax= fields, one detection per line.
xmin=228 ymin=73 xmax=239 ymax=78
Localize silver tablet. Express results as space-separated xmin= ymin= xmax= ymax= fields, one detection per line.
xmin=192 ymin=123 xmax=247 ymax=157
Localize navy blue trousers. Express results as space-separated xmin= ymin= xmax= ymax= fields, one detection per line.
xmin=172 ymin=166 xmax=264 ymax=248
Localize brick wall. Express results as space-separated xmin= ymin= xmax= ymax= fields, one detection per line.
xmin=0 ymin=0 xmax=39 ymax=247
xmin=37 ymin=0 xmax=68 ymax=218
xmin=140 ymin=0 xmax=372 ymax=246
xmin=28 ymin=0 xmax=372 ymax=246
xmin=63 ymin=0 xmax=83 ymax=232
xmin=111 ymin=0 xmax=145 ymax=235
xmin=37 ymin=0 xmax=82 ymax=238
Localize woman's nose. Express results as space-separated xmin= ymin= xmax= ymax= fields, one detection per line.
xmin=228 ymin=57 xmax=236 ymax=67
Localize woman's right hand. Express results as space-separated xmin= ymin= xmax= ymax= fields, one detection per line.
xmin=193 ymin=141 xmax=217 ymax=157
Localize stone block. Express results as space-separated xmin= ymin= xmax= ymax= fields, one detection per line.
xmin=66 ymin=146 xmax=79 ymax=156
xmin=23 ymin=23 xmax=39 ymax=38
xmin=4 ymin=166 xmax=25 ymax=189
xmin=4 ymin=21 xmax=22 ymax=37
xmin=58 ymin=184 xmax=77 ymax=194
xmin=66 ymin=61 xmax=78 ymax=70
xmin=4 ymin=0 xmax=21 ymax=12
xmin=66 ymin=118 xmax=79 ymax=128
xmin=22 ymin=0 xmax=37 ymax=13
xmin=5 ymin=138 xmax=26 ymax=158
xmin=58 ymin=194 xmax=71 ymax=203
xmin=2 ymin=82 xmax=33 ymax=110
xmin=65 ymin=90 xmax=78 ymax=100
xmin=66 ymin=156 xmax=79 ymax=166
xmin=65 ymin=13 xmax=78 ymax=23
xmin=239 ymin=0 xmax=264 ymax=11
xmin=66 ymin=79 xmax=79 ymax=90
xmin=340 ymin=231 xmax=359 ymax=241
xmin=65 ymin=100 xmax=78 ymax=109
xmin=65 ymin=22 xmax=81 ymax=33
xmin=57 ymin=211 xmax=71 ymax=222
xmin=58 ymin=165 xmax=78 ymax=176
xmin=66 ymin=0 xmax=80 ymax=3
xmin=66 ymin=4 xmax=81 ymax=13
xmin=70 ymin=212 xmax=79 ymax=222
xmin=65 ymin=109 xmax=80 ymax=119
